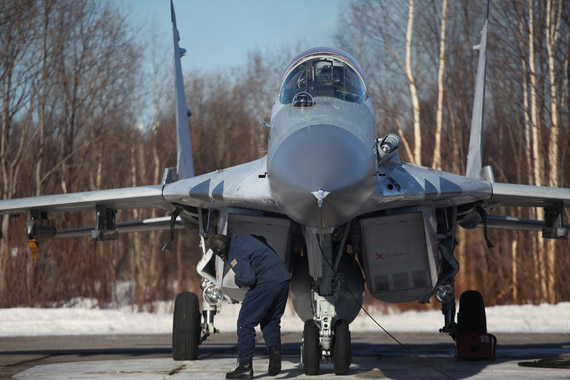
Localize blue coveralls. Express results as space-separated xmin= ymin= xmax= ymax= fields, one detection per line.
xmin=227 ymin=233 xmax=290 ymax=363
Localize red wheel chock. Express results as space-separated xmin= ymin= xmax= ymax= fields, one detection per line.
xmin=456 ymin=333 xmax=497 ymax=360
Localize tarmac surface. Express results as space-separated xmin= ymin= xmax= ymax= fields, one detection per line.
xmin=1 ymin=332 xmax=569 ymax=379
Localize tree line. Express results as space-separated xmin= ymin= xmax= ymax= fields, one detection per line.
xmin=336 ymin=0 xmax=570 ymax=307
xmin=0 ymin=0 xmax=568 ymax=310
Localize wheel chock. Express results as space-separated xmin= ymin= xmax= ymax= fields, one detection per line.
xmin=456 ymin=333 xmax=497 ymax=360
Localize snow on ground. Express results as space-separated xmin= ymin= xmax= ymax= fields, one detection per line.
xmin=1 ymin=299 xmax=569 ymax=337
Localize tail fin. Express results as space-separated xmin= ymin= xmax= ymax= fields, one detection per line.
xmin=171 ymin=0 xmax=194 ymax=179
xmin=465 ymin=1 xmax=490 ymax=179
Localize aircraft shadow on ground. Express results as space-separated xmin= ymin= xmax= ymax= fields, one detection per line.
xmin=259 ymin=340 xmax=570 ymax=379
xmin=2 ymin=338 xmax=569 ymax=379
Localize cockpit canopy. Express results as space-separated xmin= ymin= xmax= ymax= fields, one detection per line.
xmin=279 ymin=47 xmax=367 ymax=105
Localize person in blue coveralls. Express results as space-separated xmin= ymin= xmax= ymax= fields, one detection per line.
xmin=207 ymin=232 xmax=290 ymax=380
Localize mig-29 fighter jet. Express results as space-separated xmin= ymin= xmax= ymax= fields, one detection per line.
xmin=0 ymin=1 xmax=569 ymax=376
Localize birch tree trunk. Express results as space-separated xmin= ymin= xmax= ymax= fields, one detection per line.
xmin=129 ymin=125 xmax=145 ymax=310
xmin=405 ymin=0 xmax=422 ymax=165
xmin=432 ymin=0 xmax=448 ymax=170
xmin=546 ymin=0 xmax=562 ymax=190
xmin=518 ymin=18 xmax=533 ymax=187
xmin=527 ymin=0 xmax=547 ymax=299
xmin=545 ymin=0 xmax=563 ymax=303
xmin=528 ymin=1 xmax=544 ymax=192
xmin=35 ymin=4 xmax=50 ymax=197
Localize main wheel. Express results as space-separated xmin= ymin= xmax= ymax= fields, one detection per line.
xmin=172 ymin=291 xmax=201 ymax=360
xmin=457 ymin=290 xmax=487 ymax=335
xmin=333 ymin=319 xmax=351 ymax=375
xmin=302 ymin=319 xmax=321 ymax=375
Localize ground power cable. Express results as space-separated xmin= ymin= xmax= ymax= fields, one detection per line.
xmin=315 ymin=234 xmax=456 ymax=380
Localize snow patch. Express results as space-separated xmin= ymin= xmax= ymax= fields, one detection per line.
xmin=1 ymin=300 xmax=568 ymax=337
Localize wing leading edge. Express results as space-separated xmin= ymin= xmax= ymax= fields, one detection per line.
xmin=0 ymin=185 xmax=173 ymax=216
xmin=488 ymin=183 xmax=570 ymax=208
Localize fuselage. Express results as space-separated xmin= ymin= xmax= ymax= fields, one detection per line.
xmin=267 ymin=47 xmax=377 ymax=229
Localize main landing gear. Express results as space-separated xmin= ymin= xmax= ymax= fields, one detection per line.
xmin=439 ymin=287 xmax=496 ymax=361
xmin=172 ymin=291 xmax=201 ymax=360
xmin=172 ymin=284 xmax=222 ymax=361
xmin=455 ymin=290 xmax=497 ymax=360
xmin=435 ymin=208 xmax=496 ymax=360
xmin=172 ymin=233 xmax=224 ymax=361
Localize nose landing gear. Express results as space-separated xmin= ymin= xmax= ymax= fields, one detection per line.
xmin=302 ymin=320 xmax=321 ymax=375
xmin=298 ymin=227 xmax=360 ymax=375
xmin=333 ymin=319 xmax=351 ymax=375
xmin=301 ymin=318 xmax=352 ymax=376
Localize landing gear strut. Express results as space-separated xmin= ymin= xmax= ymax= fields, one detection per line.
xmin=435 ymin=208 xmax=496 ymax=360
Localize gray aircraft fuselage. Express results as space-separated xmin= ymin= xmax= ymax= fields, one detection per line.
xmin=267 ymin=47 xmax=377 ymax=229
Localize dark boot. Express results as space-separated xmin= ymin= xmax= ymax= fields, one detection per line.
xmin=268 ymin=345 xmax=282 ymax=376
xmin=226 ymin=359 xmax=253 ymax=379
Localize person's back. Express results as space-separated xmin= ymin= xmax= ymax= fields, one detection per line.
xmin=229 ymin=233 xmax=289 ymax=287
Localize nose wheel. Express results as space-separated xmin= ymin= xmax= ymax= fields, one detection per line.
xmin=302 ymin=319 xmax=352 ymax=376
xmin=333 ymin=319 xmax=351 ymax=375
xmin=302 ymin=319 xmax=321 ymax=375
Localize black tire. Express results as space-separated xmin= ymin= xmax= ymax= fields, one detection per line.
xmin=302 ymin=319 xmax=321 ymax=375
xmin=457 ymin=290 xmax=487 ymax=335
xmin=333 ymin=319 xmax=351 ymax=375
xmin=172 ymin=291 xmax=201 ymax=360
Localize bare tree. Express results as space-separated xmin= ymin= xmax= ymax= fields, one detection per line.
xmin=432 ymin=0 xmax=449 ymax=170
xmin=544 ymin=0 xmax=566 ymax=303
xmin=405 ymin=0 xmax=422 ymax=165
xmin=0 ymin=0 xmax=42 ymax=304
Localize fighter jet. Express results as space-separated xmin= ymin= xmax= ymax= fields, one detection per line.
xmin=1 ymin=1 xmax=569 ymax=375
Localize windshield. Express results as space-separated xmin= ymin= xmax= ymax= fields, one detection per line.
xmin=280 ymin=55 xmax=366 ymax=105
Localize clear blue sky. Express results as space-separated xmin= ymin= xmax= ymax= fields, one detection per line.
xmin=114 ymin=0 xmax=347 ymax=73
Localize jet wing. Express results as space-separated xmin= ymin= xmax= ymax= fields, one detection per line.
xmin=370 ymin=162 xmax=569 ymax=236
xmin=486 ymin=183 xmax=570 ymax=208
xmin=480 ymin=183 xmax=570 ymax=237
xmin=371 ymin=162 xmax=570 ymax=210
xmin=0 ymin=157 xmax=280 ymax=240
xmin=0 ymin=185 xmax=173 ymax=216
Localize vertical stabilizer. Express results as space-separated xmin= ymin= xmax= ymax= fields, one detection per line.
xmin=171 ymin=0 xmax=194 ymax=179
xmin=466 ymin=1 xmax=489 ymax=179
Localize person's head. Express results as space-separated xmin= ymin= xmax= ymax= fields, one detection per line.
xmin=207 ymin=234 xmax=229 ymax=261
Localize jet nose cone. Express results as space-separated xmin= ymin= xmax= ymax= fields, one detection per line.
xmin=268 ymin=124 xmax=375 ymax=228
